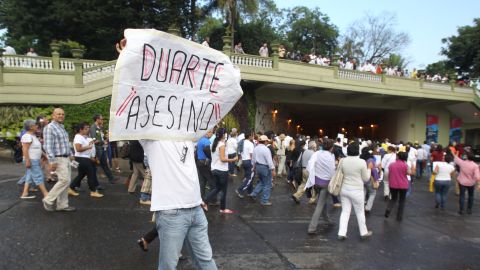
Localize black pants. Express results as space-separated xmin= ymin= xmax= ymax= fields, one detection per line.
xmin=196 ymin=160 xmax=216 ymax=200
xmin=143 ymin=226 xmax=158 ymax=244
xmin=70 ymin=157 xmax=99 ymax=191
xmin=386 ymin=188 xmax=407 ymax=220
xmin=205 ymin=170 xmax=228 ymax=210
xmin=97 ymin=147 xmax=114 ymax=181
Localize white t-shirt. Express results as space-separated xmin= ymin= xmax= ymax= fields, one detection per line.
xmin=21 ymin=133 xmax=42 ymax=160
xmin=73 ymin=134 xmax=94 ymax=158
xmin=226 ymin=137 xmax=238 ymax=155
xmin=140 ymin=140 xmax=202 ymax=211
xmin=241 ymin=139 xmax=254 ymax=161
xmin=433 ymin=162 xmax=455 ymax=181
xmin=211 ymin=141 xmax=228 ymax=171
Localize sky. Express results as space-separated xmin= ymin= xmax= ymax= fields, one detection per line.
xmin=275 ymin=0 xmax=479 ymax=69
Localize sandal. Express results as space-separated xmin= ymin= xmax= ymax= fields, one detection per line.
xmin=137 ymin=238 xmax=148 ymax=252
xmin=219 ymin=209 xmax=235 ymax=214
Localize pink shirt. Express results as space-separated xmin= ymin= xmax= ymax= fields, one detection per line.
xmin=454 ymin=156 xmax=480 ymax=187
xmin=388 ymin=160 xmax=409 ymax=189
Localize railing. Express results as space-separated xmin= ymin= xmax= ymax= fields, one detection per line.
xmin=1 ymin=55 xmax=53 ymax=69
xmin=230 ymin=53 xmax=272 ymax=68
xmin=423 ymin=82 xmax=452 ymax=91
xmin=83 ymin=60 xmax=116 ymax=83
xmin=338 ymin=69 xmax=382 ymax=82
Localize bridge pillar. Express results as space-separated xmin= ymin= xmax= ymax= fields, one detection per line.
xmin=271 ymin=43 xmax=279 ymax=71
xmin=50 ymin=41 xmax=61 ymax=70
xmin=222 ymin=28 xmax=232 ymax=55
xmin=74 ymin=60 xmax=83 ymax=86
xmin=0 ymin=48 xmax=4 ymax=84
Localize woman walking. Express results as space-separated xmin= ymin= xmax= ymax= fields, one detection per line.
xmin=69 ymin=122 xmax=103 ymax=198
xmin=432 ymin=155 xmax=456 ymax=210
xmin=385 ymin=152 xmax=412 ymax=221
xmin=453 ymin=151 xmax=480 ymax=215
xmin=337 ymin=143 xmax=372 ymax=240
xmin=381 ymin=146 xmax=396 ymax=200
xmin=205 ymin=128 xmax=238 ymax=214
xmin=361 ymin=147 xmax=380 ymax=214
xmin=19 ymin=119 xmax=49 ymax=199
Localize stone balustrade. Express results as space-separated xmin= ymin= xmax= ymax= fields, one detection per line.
xmin=338 ymin=69 xmax=382 ymax=82
xmin=83 ymin=61 xmax=116 ymax=83
xmin=230 ymin=53 xmax=272 ymax=68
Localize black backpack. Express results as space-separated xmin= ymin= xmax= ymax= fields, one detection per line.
xmin=237 ymin=139 xmax=245 ymax=155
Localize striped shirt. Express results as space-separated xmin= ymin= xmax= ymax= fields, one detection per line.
xmin=44 ymin=121 xmax=72 ymax=163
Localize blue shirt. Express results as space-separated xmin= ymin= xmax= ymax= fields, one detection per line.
xmin=44 ymin=121 xmax=72 ymax=163
xmin=197 ymin=137 xmax=211 ymax=160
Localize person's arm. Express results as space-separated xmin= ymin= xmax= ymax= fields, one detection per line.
xmin=75 ymin=141 xmax=94 ymax=153
xmin=43 ymin=126 xmax=57 ymax=167
xmin=22 ymin=142 xmax=31 ymax=168
xmin=433 ymin=164 xmax=439 ymax=175
xmin=361 ymin=160 xmax=370 ymax=182
xmin=219 ymin=144 xmax=237 ymax=162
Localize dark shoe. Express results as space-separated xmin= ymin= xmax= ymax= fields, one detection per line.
xmin=247 ymin=194 xmax=256 ymax=202
xmin=365 ymin=210 xmax=370 ymax=216
xmin=96 ymin=185 xmax=105 ymax=191
xmin=42 ymin=199 xmax=55 ymax=212
xmin=235 ymin=189 xmax=244 ymax=199
xmin=179 ymin=254 xmax=187 ymax=260
xmin=307 ymin=230 xmax=317 ymax=235
xmin=385 ymin=210 xmax=390 ymax=218
xmin=435 ymin=202 xmax=439 ymax=209
xmin=56 ymin=206 xmax=76 ymax=212
xmin=337 ymin=235 xmax=347 ymax=241
xmin=360 ymin=231 xmax=373 ymax=239
xmin=137 ymin=238 xmax=148 ymax=252
xmin=467 ymin=209 xmax=472 ymax=215
xmin=458 ymin=210 xmax=464 ymax=215
xmin=384 ymin=196 xmax=389 ymax=201
xmin=291 ymin=195 xmax=300 ymax=204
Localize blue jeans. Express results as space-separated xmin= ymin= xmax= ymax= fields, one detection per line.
xmin=156 ymin=206 xmax=217 ymax=270
xmin=459 ymin=184 xmax=475 ymax=211
xmin=250 ymin=164 xmax=272 ymax=203
xmin=18 ymin=159 xmax=44 ymax=186
xmin=434 ymin=181 xmax=450 ymax=208
xmin=140 ymin=192 xmax=151 ymax=201
xmin=416 ymin=160 xmax=425 ymax=178
xmin=237 ymin=160 xmax=254 ymax=195
xmin=228 ymin=154 xmax=236 ymax=174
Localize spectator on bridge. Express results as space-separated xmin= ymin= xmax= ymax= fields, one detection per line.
xmin=26 ymin=47 xmax=38 ymax=57
xmin=278 ymin=44 xmax=286 ymax=58
xmin=344 ymin=58 xmax=354 ymax=70
xmin=234 ymin=42 xmax=245 ymax=54
xmin=453 ymin=151 xmax=480 ymax=215
xmin=259 ymin=43 xmax=269 ymax=57
xmin=69 ymin=122 xmax=103 ymax=198
xmin=19 ymin=119 xmax=49 ymax=199
xmin=338 ymin=57 xmax=345 ymax=69
xmin=3 ymin=44 xmax=16 ymax=55
xmin=337 ymin=143 xmax=372 ymax=240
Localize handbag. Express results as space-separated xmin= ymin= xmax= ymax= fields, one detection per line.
xmin=371 ymin=176 xmax=380 ymax=189
xmin=293 ymin=150 xmax=304 ymax=183
xmin=328 ymin=158 xmax=344 ymax=196
xmin=428 ymin=174 xmax=435 ymax=192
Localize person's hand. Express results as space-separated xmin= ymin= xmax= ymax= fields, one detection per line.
xmin=368 ymin=162 xmax=374 ymax=169
xmin=115 ymin=38 xmax=127 ymax=54
xmin=25 ymin=159 xmax=31 ymax=168
xmin=232 ymin=156 xmax=238 ymax=162
xmin=272 ymin=170 xmax=276 ymax=178
xmin=49 ymin=163 xmax=57 ymax=171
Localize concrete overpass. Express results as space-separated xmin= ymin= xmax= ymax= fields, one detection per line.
xmin=1 ymin=47 xmax=479 ymax=145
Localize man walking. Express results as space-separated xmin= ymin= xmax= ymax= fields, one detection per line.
xmin=276 ymin=134 xmax=287 ymax=178
xmin=249 ymin=135 xmax=276 ymax=206
xmin=196 ymin=130 xmax=215 ymax=199
xmin=291 ymin=141 xmax=316 ymax=203
xmin=226 ymin=128 xmax=238 ymax=176
xmin=90 ymin=114 xmax=116 ymax=184
xmin=236 ymin=131 xmax=255 ymax=198
xmin=42 ymin=108 xmax=76 ymax=212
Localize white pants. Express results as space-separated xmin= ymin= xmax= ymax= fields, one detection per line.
xmin=383 ymin=170 xmax=390 ymax=197
xmin=43 ymin=157 xmax=71 ymax=209
xmin=338 ymin=186 xmax=368 ymax=237
xmin=277 ymin=155 xmax=286 ymax=175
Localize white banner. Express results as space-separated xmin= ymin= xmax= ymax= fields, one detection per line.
xmin=109 ymin=29 xmax=243 ymax=141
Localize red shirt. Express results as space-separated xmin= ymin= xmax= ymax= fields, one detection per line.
xmin=388 ymin=160 xmax=409 ymax=189
xmin=431 ymin=151 xmax=444 ymax=162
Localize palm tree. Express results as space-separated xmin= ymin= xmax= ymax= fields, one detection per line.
xmin=339 ymin=37 xmax=364 ymax=60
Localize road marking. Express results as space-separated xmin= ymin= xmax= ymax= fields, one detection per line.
xmin=0 ymin=177 xmax=21 ymax=184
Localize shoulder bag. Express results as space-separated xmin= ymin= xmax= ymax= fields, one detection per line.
xmin=328 ymin=158 xmax=344 ymax=196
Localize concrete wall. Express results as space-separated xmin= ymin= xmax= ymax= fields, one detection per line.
xmin=255 ymin=100 xmax=293 ymax=135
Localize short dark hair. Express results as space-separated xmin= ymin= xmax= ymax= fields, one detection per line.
xmin=466 ymin=151 xmax=474 ymax=161
xmin=93 ymin=114 xmax=103 ymax=122
xmin=347 ymin=143 xmax=360 ymax=156
xmin=322 ymin=139 xmax=334 ymax=151
xmin=74 ymin=122 xmax=90 ymax=133
xmin=397 ymin=151 xmax=408 ymax=161
xmin=444 ymin=155 xmax=453 ymax=163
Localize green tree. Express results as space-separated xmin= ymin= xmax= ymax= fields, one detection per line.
xmin=441 ymin=18 xmax=480 ymax=78
xmin=338 ymin=37 xmax=364 ymax=60
xmin=383 ymin=54 xmax=409 ymax=70
xmin=0 ymin=0 xmax=195 ymax=59
xmin=283 ymin=6 xmax=338 ymax=56
xmin=426 ymin=60 xmax=455 ymax=77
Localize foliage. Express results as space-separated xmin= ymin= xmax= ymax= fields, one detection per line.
xmin=0 ymin=0 xmax=196 ymax=60
xmin=245 ymin=89 xmax=256 ymax=130
xmin=344 ymin=12 xmax=410 ymax=64
xmin=383 ymin=54 xmax=409 ymax=70
xmin=222 ymin=112 xmax=240 ymax=132
xmin=441 ymin=18 xmax=480 ymax=78
xmin=197 ymin=17 xmax=224 ymax=43
xmin=338 ymin=37 xmax=364 ymax=60
xmin=282 ymin=6 xmax=338 ymax=56
xmin=62 ymin=97 xmax=111 ymax=135
xmin=426 ymin=60 xmax=455 ymax=76
xmin=0 ymin=106 xmax=53 ymax=139
xmin=236 ymin=19 xmax=283 ymax=54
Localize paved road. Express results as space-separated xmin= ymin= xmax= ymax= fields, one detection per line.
xmin=1 ymin=159 xmax=479 ymax=270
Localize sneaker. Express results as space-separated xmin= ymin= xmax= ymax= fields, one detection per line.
xmin=73 ymin=186 xmax=84 ymax=192
xmin=56 ymin=206 xmax=76 ymax=212
xmin=360 ymin=231 xmax=373 ymax=239
xmin=96 ymin=185 xmax=105 ymax=191
xmin=235 ymin=189 xmax=244 ymax=199
xmin=307 ymin=230 xmax=317 ymax=235
xmin=333 ymin=203 xmax=341 ymax=208
xmin=337 ymin=235 xmax=347 ymax=241
xmin=308 ymin=199 xmax=317 ymax=205
xmin=20 ymin=195 xmax=36 ymax=199
xmin=385 ymin=210 xmax=391 ymax=218
xmin=435 ymin=202 xmax=439 ymax=209
xmin=90 ymin=191 xmax=104 ymax=198
xmin=220 ymin=209 xmax=235 ymax=214
xmin=291 ymin=195 xmax=300 ymax=204
xmin=68 ymin=188 xmax=79 ymax=196
xmin=42 ymin=199 xmax=55 ymax=212
xmin=139 ymin=200 xmax=151 ymax=205
xmin=261 ymin=201 xmax=272 ymax=206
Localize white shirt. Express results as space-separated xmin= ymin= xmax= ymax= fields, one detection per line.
xmin=3 ymin=46 xmax=16 ymax=55
xmin=345 ymin=61 xmax=353 ymax=70
xmin=259 ymin=46 xmax=269 ymax=57
xmin=226 ymin=137 xmax=238 ymax=155
xmin=417 ymin=148 xmax=427 ymax=160
xmin=26 ymin=52 xmax=38 ymax=57
xmin=140 ymin=140 xmax=202 ymax=211
xmin=382 ymin=152 xmax=396 ymax=173
xmin=201 ymin=41 xmax=209 ymax=47
xmin=73 ymin=134 xmax=95 ymax=158
xmin=241 ymin=139 xmax=254 ymax=161
xmin=433 ymin=162 xmax=455 ymax=181
xmin=211 ymin=141 xmax=228 ymax=171
xmin=21 ymin=133 xmax=42 ymax=160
